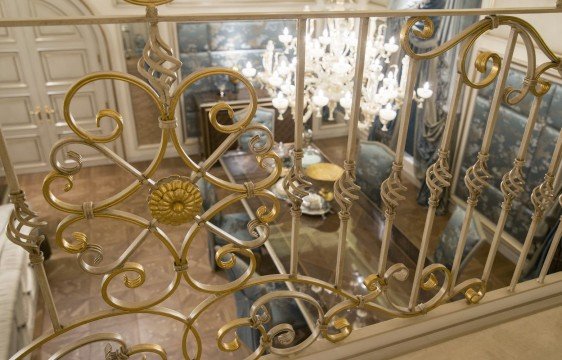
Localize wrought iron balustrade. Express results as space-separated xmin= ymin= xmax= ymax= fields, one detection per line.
xmin=0 ymin=0 xmax=562 ymax=359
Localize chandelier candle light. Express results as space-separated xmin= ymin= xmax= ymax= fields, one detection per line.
xmin=242 ymin=19 xmax=433 ymax=130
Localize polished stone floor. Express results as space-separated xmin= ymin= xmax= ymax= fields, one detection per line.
xmin=20 ymin=157 xmax=251 ymax=359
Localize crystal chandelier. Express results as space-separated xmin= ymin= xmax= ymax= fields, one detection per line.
xmin=242 ymin=18 xmax=433 ymax=131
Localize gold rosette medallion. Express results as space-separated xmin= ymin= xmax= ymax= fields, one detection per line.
xmin=148 ymin=176 xmax=203 ymax=225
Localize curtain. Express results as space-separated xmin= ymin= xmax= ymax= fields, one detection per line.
xmin=413 ymin=0 xmax=482 ymax=215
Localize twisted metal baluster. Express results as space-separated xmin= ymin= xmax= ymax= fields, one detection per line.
xmin=538 ymin=194 xmax=562 ymax=283
xmin=333 ymin=17 xmax=369 ymax=289
xmin=137 ymin=5 xmax=182 ymax=111
xmin=282 ymin=19 xmax=310 ymax=276
xmin=377 ymin=61 xmax=419 ymax=278
xmin=0 ymin=128 xmax=62 ymax=331
xmin=408 ymin=73 xmax=462 ymax=309
xmin=448 ymin=28 xmax=519 ymax=296
xmin=480 ymin=94 xmax=544 ymax=285
xmin=509 ymin=129 xmax=562 ymax=290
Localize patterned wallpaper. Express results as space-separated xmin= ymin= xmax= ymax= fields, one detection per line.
xmin=177 ymin=20 xmax=295 ymax=137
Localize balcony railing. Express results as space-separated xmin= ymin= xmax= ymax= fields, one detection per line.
xmin=1 ymin=0 xmax=562 ymax=359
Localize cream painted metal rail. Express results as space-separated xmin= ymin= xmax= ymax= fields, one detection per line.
xmin=1 ymin=0 xmax=562 ymax=359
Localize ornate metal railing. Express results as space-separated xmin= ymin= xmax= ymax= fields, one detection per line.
xmin=1 ymin=0 xmax=562 ymax=359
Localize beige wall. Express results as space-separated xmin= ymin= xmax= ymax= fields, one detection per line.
xmin=482 ymin=0 xmax=562 ymax=56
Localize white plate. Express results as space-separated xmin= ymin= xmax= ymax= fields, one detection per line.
xmin=301 ymin=193 xmax=330 ymax=216
xmin=271 ymin=181 xmax=331 ymax=216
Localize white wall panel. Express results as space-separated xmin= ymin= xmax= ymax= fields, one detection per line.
xmin=0 ymin=97 xmax=34 ymax=127
xmin=0 ymin=53 xmax=25 ymax=86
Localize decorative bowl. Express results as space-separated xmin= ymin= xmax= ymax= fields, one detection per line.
xmin=304 ymin=163 xmax=344 ymax=201
xmin=305 ymin=163 xmax=344 ymax=182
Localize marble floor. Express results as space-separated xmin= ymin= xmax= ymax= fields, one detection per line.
xmin=20 ymin=158 xmax=251 ymax=359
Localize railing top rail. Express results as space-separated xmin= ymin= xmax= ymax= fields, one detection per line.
xmin=1 ymin=6 xmax=562 ymax=27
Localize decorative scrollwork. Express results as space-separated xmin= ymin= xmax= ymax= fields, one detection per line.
xmin=46 ymin=332 xmax=167 ymax=360
xmin=406 ymin=264 xmax=452 ymax=314
xmin=101 ymin=261 xmax=182 ymax=311
xmin=470 ymin=50 xmax=502 ymax=89
xmin=402 ymin=15 xmax=560 ymax=101
xmin=217 ymin=290 xmax=326 ymax=358
xmin=6 ymin=2 xmax=562 ymax=359
xmin=451 ymin=278 xmax=486 ymax=304
xmin=242 ymin=123 xmax=276 ymax=155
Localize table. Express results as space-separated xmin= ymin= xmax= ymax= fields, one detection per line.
xmin=219 ymin=145 xmax=422 ymax=329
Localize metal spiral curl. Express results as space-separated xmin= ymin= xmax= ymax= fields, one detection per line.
xmin=283 ymin=149 xmax=311 ymax=205
xmin=181 ymin=242 xmax=258 ymax=294
xmin=500 ymin=161 xmax=525 ymax=203
xmin=217 ymin=290 xmax=326 ymax=358
xmin=77 ymin=227 xmax=157 ymax=275
xmin=334 ymin=161 xmax=360 ymax=213
xmin=381 ymin=163 xmax=407 ymax=214
xmin=242 ymin=123 xmax=275 ymax=155
xmin=101 ymin=261 xmax=182 ymax=312
xmin=425 ymin=155 xmax=452 ymax=205
xmin=530 ymin=175 xmax=555 ymax=219
xmin=463 ymin=153 xmax=492 ymax=203
xmin=451 ymin=278 xmax=486 ymax=304
xmin=137 ymin=7 xmax=182 ymax=102
xmin=6 ymin=192 xmax=46 ymax=252
xmin=413 ymin=264 xmax=452 ymax=313
xmin=377 ymin=264 xmax=412 ymax=314
xmin=517 ymin=61 xmax=558 ymax=100
xmin=247 ymin=218 xmax=270 ymax=242
xmin=357 ymin=265 xmax=409 ymax=316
